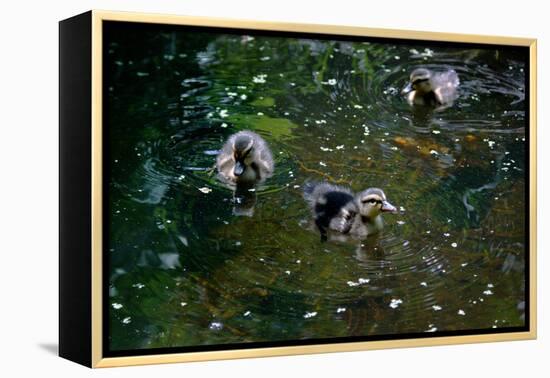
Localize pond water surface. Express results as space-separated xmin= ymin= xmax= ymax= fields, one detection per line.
xmin=105 ymin=23 xmax=527 ymax=352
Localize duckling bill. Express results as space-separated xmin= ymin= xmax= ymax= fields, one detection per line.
xmin=216 ymin=130 xmax=274 ymax=185
xmin=402 ymin=68 xmax=459 ymax=107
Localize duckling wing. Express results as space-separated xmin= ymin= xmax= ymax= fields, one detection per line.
xmin=257 ymin=141 xmax=274 ymax=174
xmin=435 ymin=69 xmax=459 ymax=87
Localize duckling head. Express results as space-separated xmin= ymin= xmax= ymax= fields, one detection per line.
xmin=402 ymin=68 xmax=433 ymax=96
xmin=356 ymin=188 xmax=397 ymax=219
xmin=232 ymin=134 xmax=255 ymax=177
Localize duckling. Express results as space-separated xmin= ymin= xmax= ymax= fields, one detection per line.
xmin=216 ymin=130 xmax=274 ymax=185
xmin=402 ymin=68 xmax=459 ymax=107
xmin=304 ymin=182 xmax=359 ymax=241
xmin=350 ymin=188 xmax=397 ymax=237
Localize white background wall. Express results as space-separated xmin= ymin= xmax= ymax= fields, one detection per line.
xmin=0 ymin=0 xmax=547 ymax=376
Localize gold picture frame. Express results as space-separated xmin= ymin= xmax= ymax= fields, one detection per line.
xmin=59 ymin=10 xmax=537 ymax=368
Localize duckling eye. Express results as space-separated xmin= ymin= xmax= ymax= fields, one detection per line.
xmin=413 ymin=78 xmax=429 ymax=86
xmin=363 ymin=199 xmax=377 ymax=204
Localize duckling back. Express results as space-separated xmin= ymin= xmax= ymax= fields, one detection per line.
xmin=304 ymin=182 xmax=359 ymax=239
xmin=432 ymin=69 xmax=459 ymax=105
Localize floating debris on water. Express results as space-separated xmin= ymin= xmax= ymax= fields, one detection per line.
xmin=304 ymin=311 xmax=318 ymax=319
xmin=112 ymin=303 xmax=123 ymax=310
xmin=180 ymin=302 xmax=187 ymax=307
xmin=432 ymin=305 xmax=443 ymax=311
xmin=458 ymin=309 xmax=466 ymax=316
xmin=389 ymin=299 xmax=403 ymax=309
xmin=336 ymin=307 xmax=346 ymax=313
xmin=252 ymin=74 xmax=267 ymax=83
xmin=319 ymin=161 xmax=327 ymax=167
xmin=122 ymin=317 xmax=132 ymax=324
xmin=198 ymin=187 xmax=212 ymax=194
xmin=362 ymin=124 xmax=370 ymax=136
xmin=244 ymin=311 xmax=251 ymax=317
xmin=451 ymin=242 xmax=458 ymax=248
xmin=209 ymin=322 xmax=224 ymax=331
xmin=347 ymin=278 xmax=370 ymax=287
xmin=420 ymin=282 xmax=428 ymax=287
xmin=132 ymin=283 xmax=145 ymax=289
xmin=483 ymin=290 xmax=493 ymax=296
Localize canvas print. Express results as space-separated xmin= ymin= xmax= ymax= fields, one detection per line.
xmin=103 ymin=22 xmax=529 ymax=355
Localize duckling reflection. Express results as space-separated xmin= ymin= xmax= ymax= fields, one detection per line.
xmin=303 ymin=182 xmax=358 ymax=242
xmin=216 ymin=130 xmax=274 ymax=185
xmin=232 ymin=184 xmax=257 ymax=217
xmin=352 ymin=233 xmax=386 ymax=263
xmin=402 ymin=68 xmax=459 ymax=108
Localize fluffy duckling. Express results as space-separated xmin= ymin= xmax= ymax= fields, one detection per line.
xmin=402 ymin=68 xmax=459 ymax=107
xmin=304 ymin=184 xmax=397 ymax=241
xmin=303 ymin=182 xmax=359 ymax=241
xmin=216 ymin=130 xmax=274 ymax=185
xmin=350 ymin=188 xmax=397 ymax=238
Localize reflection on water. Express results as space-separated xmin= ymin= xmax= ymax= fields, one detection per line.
xmin=105 ymin=23 xmax=527 ymax=352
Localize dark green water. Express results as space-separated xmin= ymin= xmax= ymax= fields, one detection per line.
xmin=105 ymin=23 xmax=527 ymax=352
